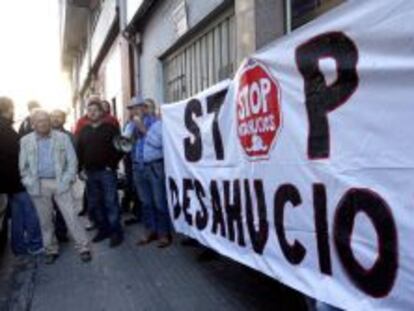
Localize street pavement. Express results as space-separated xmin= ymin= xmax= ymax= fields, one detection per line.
xmin=0 ymin=221 xmax=307 ymax=311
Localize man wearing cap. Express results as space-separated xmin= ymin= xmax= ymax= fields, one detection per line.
xmin=76 ymin=99 xmax=124 ymax=247
xmin=127 ymin=96 xmax=171 ymax=246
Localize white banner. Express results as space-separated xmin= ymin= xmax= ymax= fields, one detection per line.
xmin=161 ymin=1 xmax=414 ymax=309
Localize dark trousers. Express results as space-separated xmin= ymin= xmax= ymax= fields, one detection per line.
xmin=53 ymin=199 xmax=68 ymax=239
xmin=86 ymin=169 xmax=123 ymax=237
xmin=122 ymin=156 xmax=141 ymax=218
xmin=9 ymin=192 xmax=43 ymax=255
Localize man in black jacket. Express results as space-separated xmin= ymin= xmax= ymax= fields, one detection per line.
xmin=18 ymin=100 xmax=40 ymax=137
xmin=77 ymin=99 xmax=124 ymax=247
xmin=51 ymin=109 xmax=75 ymax=145
xmin=0 ymin=97 xmax=42 ymax=256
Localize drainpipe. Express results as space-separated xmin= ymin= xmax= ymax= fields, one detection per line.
xmin=122 ymin=28 xmax=142 ymax=97
xmin=133 ymin=33 xmax=142 ymax=96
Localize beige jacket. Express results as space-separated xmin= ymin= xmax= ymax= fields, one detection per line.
xmin=19 ymin=130 xmax=78 ymax=196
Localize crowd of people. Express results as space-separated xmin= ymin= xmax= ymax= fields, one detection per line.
xmin=0 ymin=94 xmax=173 ymax=264
xmin=0 ymin=95 xmax=339 ymax=310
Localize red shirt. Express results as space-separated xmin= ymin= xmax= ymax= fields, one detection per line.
xmin=74 ymin=113 xmax=120 ymax=136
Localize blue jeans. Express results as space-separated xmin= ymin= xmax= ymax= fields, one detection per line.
xmin=9 ymin=192 xmax=43 ymax=255
xmin=86 ymin=169 xmax=123 ymax=236
xmin=134 ymin=161 xmax=171 ymax=236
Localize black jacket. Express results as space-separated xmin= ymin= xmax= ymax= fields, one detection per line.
xmin=18 ymin=116 xmax=33 ymax=137
xmin=77 ymin=122 xmax=123 ymax=171
xmin=0 ymin=116 xmax=25 ymax=193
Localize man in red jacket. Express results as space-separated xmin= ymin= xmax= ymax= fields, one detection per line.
xmin=77 ymin=99 xmax=124 ymax=247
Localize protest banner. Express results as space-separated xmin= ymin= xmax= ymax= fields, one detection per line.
xmin=162 ymin=0 xmax=414 ymax=309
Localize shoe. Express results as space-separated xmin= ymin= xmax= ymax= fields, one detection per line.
xmin=85 ymin=220 xmax=96 ymax=231
xmin=56 ymin=235 xmax=69 ymax=243
xmin=136 ymin=232 xmax=158 ymax=246
xmin=27 ymin=248 xmax=44 ymax=256
xmin=80 ymin=251 xmax=92 ymax=263
xmin=109 ymin=234 xmax=124 ymax=248
xmin=197 ymin=249 xmax=218 ymax=262
xmin=86 ymin=225 xmax=96 ymax=231
xmin=124 ymin=217 xmax=139 ymax=226
xmin=180 ymin=238 xmax=200 ymax=247
xmin=92 ymin=231 xmax=110 ymax=243
xmin=44 ymin=254 xmax=59 ymax=265
xmin=157 ymin=236 xmax=172 ymax=248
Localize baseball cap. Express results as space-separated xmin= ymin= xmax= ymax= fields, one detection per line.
xmin=127 ymin=95 xmax=146 ymax=109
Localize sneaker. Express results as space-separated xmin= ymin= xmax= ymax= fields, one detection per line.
xmin=80 ymin=251 xmax=92 ymax=263
xmin=109 ymin=234 xmax=124 ymax=248
xmin=92 ymin=231 xmax=110 ymax=243
xmin=44 ymin=254 xmax=59 ymax=265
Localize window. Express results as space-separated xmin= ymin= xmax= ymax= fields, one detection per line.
xmin=163 ymin=11 xmax=236 ymax=102
xmin=287 ymin=0 xmax=345 ymax=31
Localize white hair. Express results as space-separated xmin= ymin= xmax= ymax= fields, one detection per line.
xmin=31 ymin=109 xmax=50 ymax=123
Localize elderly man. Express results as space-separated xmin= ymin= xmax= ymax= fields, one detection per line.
xmin=129 ymin=97 xmax=171 ymax=247
xmin=20 ymin=109 xmax=91 ymax=264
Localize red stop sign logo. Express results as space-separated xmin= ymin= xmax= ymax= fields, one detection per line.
xmin=236 ymin=59 xmax=282 ymax=160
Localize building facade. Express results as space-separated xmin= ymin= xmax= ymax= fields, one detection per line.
xmin=123 ymin=0 xmax=344 ymax=105
xmin=60 ymin=0 xmax=132 ymax=125
xmin=60 ymin=0 xmax=344 ymax=122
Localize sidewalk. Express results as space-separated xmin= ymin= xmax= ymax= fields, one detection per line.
xmin=0 ymin=222 xmax=307 ymax=311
